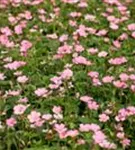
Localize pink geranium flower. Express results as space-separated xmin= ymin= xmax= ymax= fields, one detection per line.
xmin=6 ymin=118 xmax=17 ymax=127
xmin=13 ymin=104 xmax=28 ymax=115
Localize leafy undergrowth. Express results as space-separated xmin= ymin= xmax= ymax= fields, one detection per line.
xmin=0 ymin=0 xmax=135 ymax=149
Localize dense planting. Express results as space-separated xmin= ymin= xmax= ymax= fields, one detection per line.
xmin=0 ymin=0 xmax=135 ymax=149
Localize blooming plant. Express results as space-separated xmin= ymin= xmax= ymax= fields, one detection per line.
xmin=0 ymin=0 xmax=135 ymax=149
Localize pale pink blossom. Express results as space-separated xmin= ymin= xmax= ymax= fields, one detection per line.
xmin=113 ymin=80 xmax=127 ymax=89
xmin=6 ymin=118 xmax=17 ymax=127
xmin=4 ymin=61 xmax=26 ymax=70
xmin=7 ymin=90 xmax=21 ymax=96
xmin=14 ymin=25 xmax=23 ymax=34
xmin=52 ymin=106 xmax=62 ymax=114
xmin=116 ymin=132 xmax=125 ymax=139
xmin=80 ymin=96 xmax=93 ymax=103
xmin=61 ymin=68 xmax=73 ymax=80
xmin=13 ymin=104 xmax=27 ymax=115
xmin=42 ymin=114 xmax=52 ymax=120
xmin=88 ymin=48 xmax=98 ymax=54
xmin=113 ymin=40 xmax=121 ymax=48
xmin=109 ymin=57 xmax=127 ymax=65
xmin=74 ymin=44 xmax=84 ymax=52
xmin=102 ymin=76 xmax=114 ymax=83
xmin=0 ymin=73 xmax=6 ymax=80
xmin=72 ymin=56 xmax=91 ymax=65
xmin=131 ymin=31 xmax=135 ymax=38
xmin=98 ymin=51 xmax=108 ymax=57
xmin=79 ymin=124 xmax=91 ymax=132
xmin=20 ymin=40 xmax=32 ymax=56
xmin=66 ymin=130 xmax=79 ymax=137
xmin=35 ymin=88 xmax=48 ymax=97
xmin=88 ymin=71 xmax=99 ymax=78
xmin=119 ymin=73 xmax=129 ymax=81
xmin=99 ymin=114 xmax=109 ymax=122
xmin=17 ymin=75 xmax=28 ymax=83
xmin=59 ymin=34 xmax=68 ymax=42
xmin=87 ymin=101 xmax=99 ymax=110
xmin=18 ymin=97 xmax=28 ymax=103
xmin=27 ymin=111 xmax=41 ymax=123
xmin=127 ymin=23 xmax=135 ymax=31
xmin=120 ymin=138 xmax=130 ymax=147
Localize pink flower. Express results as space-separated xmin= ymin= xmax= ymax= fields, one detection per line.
xmin=80 ymin=96 xmax=93 ymax=103
xmin=27 ymin=111 xmax=41 ymax=123
xmin=131 ymin=85 xmax=135 ymax=92
xmin=79 ymin=124 xmax=91 ymax=132
xmin=116 ymin=132 xmax=125 ymax=139
xmin=88 ymin=48 xmax=98 ymax=54
xmin=52 ymin=106 xmax=62 ymax=114
xmin=119 ymin=73 xmax=129 ymax=81
xmin=69 ymin=20 xmax=77 ymax=27
xmin=109 ymin=57 xmax=127 ymax=65
xmin=120 ymin=138 xmax=130 ymax=147
xmin=98 ymin=51 xmax=108 ymax=57
xmin=62 ymin=0 xmax=78 ymax=3
xmin=118 ymin=33 xmax=128 ymax=41
xmin=110 ymin=23 xmax=119 ymax=30
xmin=78 ymin=2 xmax=88 ymax=8
xmin=8 ymin=16 xmax=17 ymax=24
xmin=92 ymin=78 xmax=102 ymax=86
xmin=7 ymin=90 xmax=21 ymax=96
xmin=87 ymin=101 xmax=99 ymax=110
xmin=89 ymin=123 xmax=100 ymax=132
xmin=76 ymin=25 xmax=88 ymax=37
xmin=34 ymin=88 xmax=48 ymax=97
xmin=99 ymin=114 xmax=109 ymax=122
xmin=88 ymin=71 xmax=99 ymax=78
xmin=4 ymin=61 xmax=26 ymax=70
xmin=102 ymin=76 xmax=114 ymax=83
xmin=131 ymin=31 xmax=135 ymax=38
xmin=13 ymin=104 xmax=27 ymax=115
xmin=54 ymin=124 xmax=67 ymax=133
xmin=92 ymin=131 xmax=106 ymax=144
xmin=85 ymin=14 xmax=96 ymax=21
xmin=129 ymin=74 xmax=135 ymax=80
xmin=1 ymin=27 xmax=12 ymax=36
xmin=74 ymin=44 xmax=84 ymax=52
xmin=42 ymin=114 xmax=52 ymax=120
xmin=66 ymin=130 xmax=79 ymax=137
xmin=0 ymin=73 xmax=6 ymax=80
xmin=24 ymin=11 xmax=32 ymax=20
xmin=14 ymin=71 xmax=22 ymax=76
xmin=20 ymin=40 xmax=32 ymax=56
xmin=113 ymin=80 xmax=127 ymax=89
xmin=107 ymin=15 xmax=115 ymax=22
xmin=113 ymin=40 xmax=121 ymax=48
xmin=59 ymin=34 xmax=68 ymax=42
xmin=57 ymin=44 xmax=72 ymax=55
xmin=96 ymin=29 xmax=108 ymax=36
xmin=34 ymin=119 xmax=44 ymax=127
xmin=14 ymin=25 xmax=23 ymax=34
xmin=127 ymin=23 xmax=135 ymax=31
xmin=17 ymin=75 xmax=28 ymax=83
xmin=86 ymin=27 xmax=96 ymax=34
xmin=18 ymin=97 xmax=28 ymax=103
xmin=51 ymin=76 xmax=61 ymax=83
xmin=6 ymin=118 xmax=17 ymax=127
xmin=61 ymin=68 xmax=73 ymax=80
xmin=72 ymin=56 xmax=91 ymax=65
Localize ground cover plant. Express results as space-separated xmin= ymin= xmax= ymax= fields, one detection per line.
xmin=0 ymin=0 xmax=135 ymax=149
